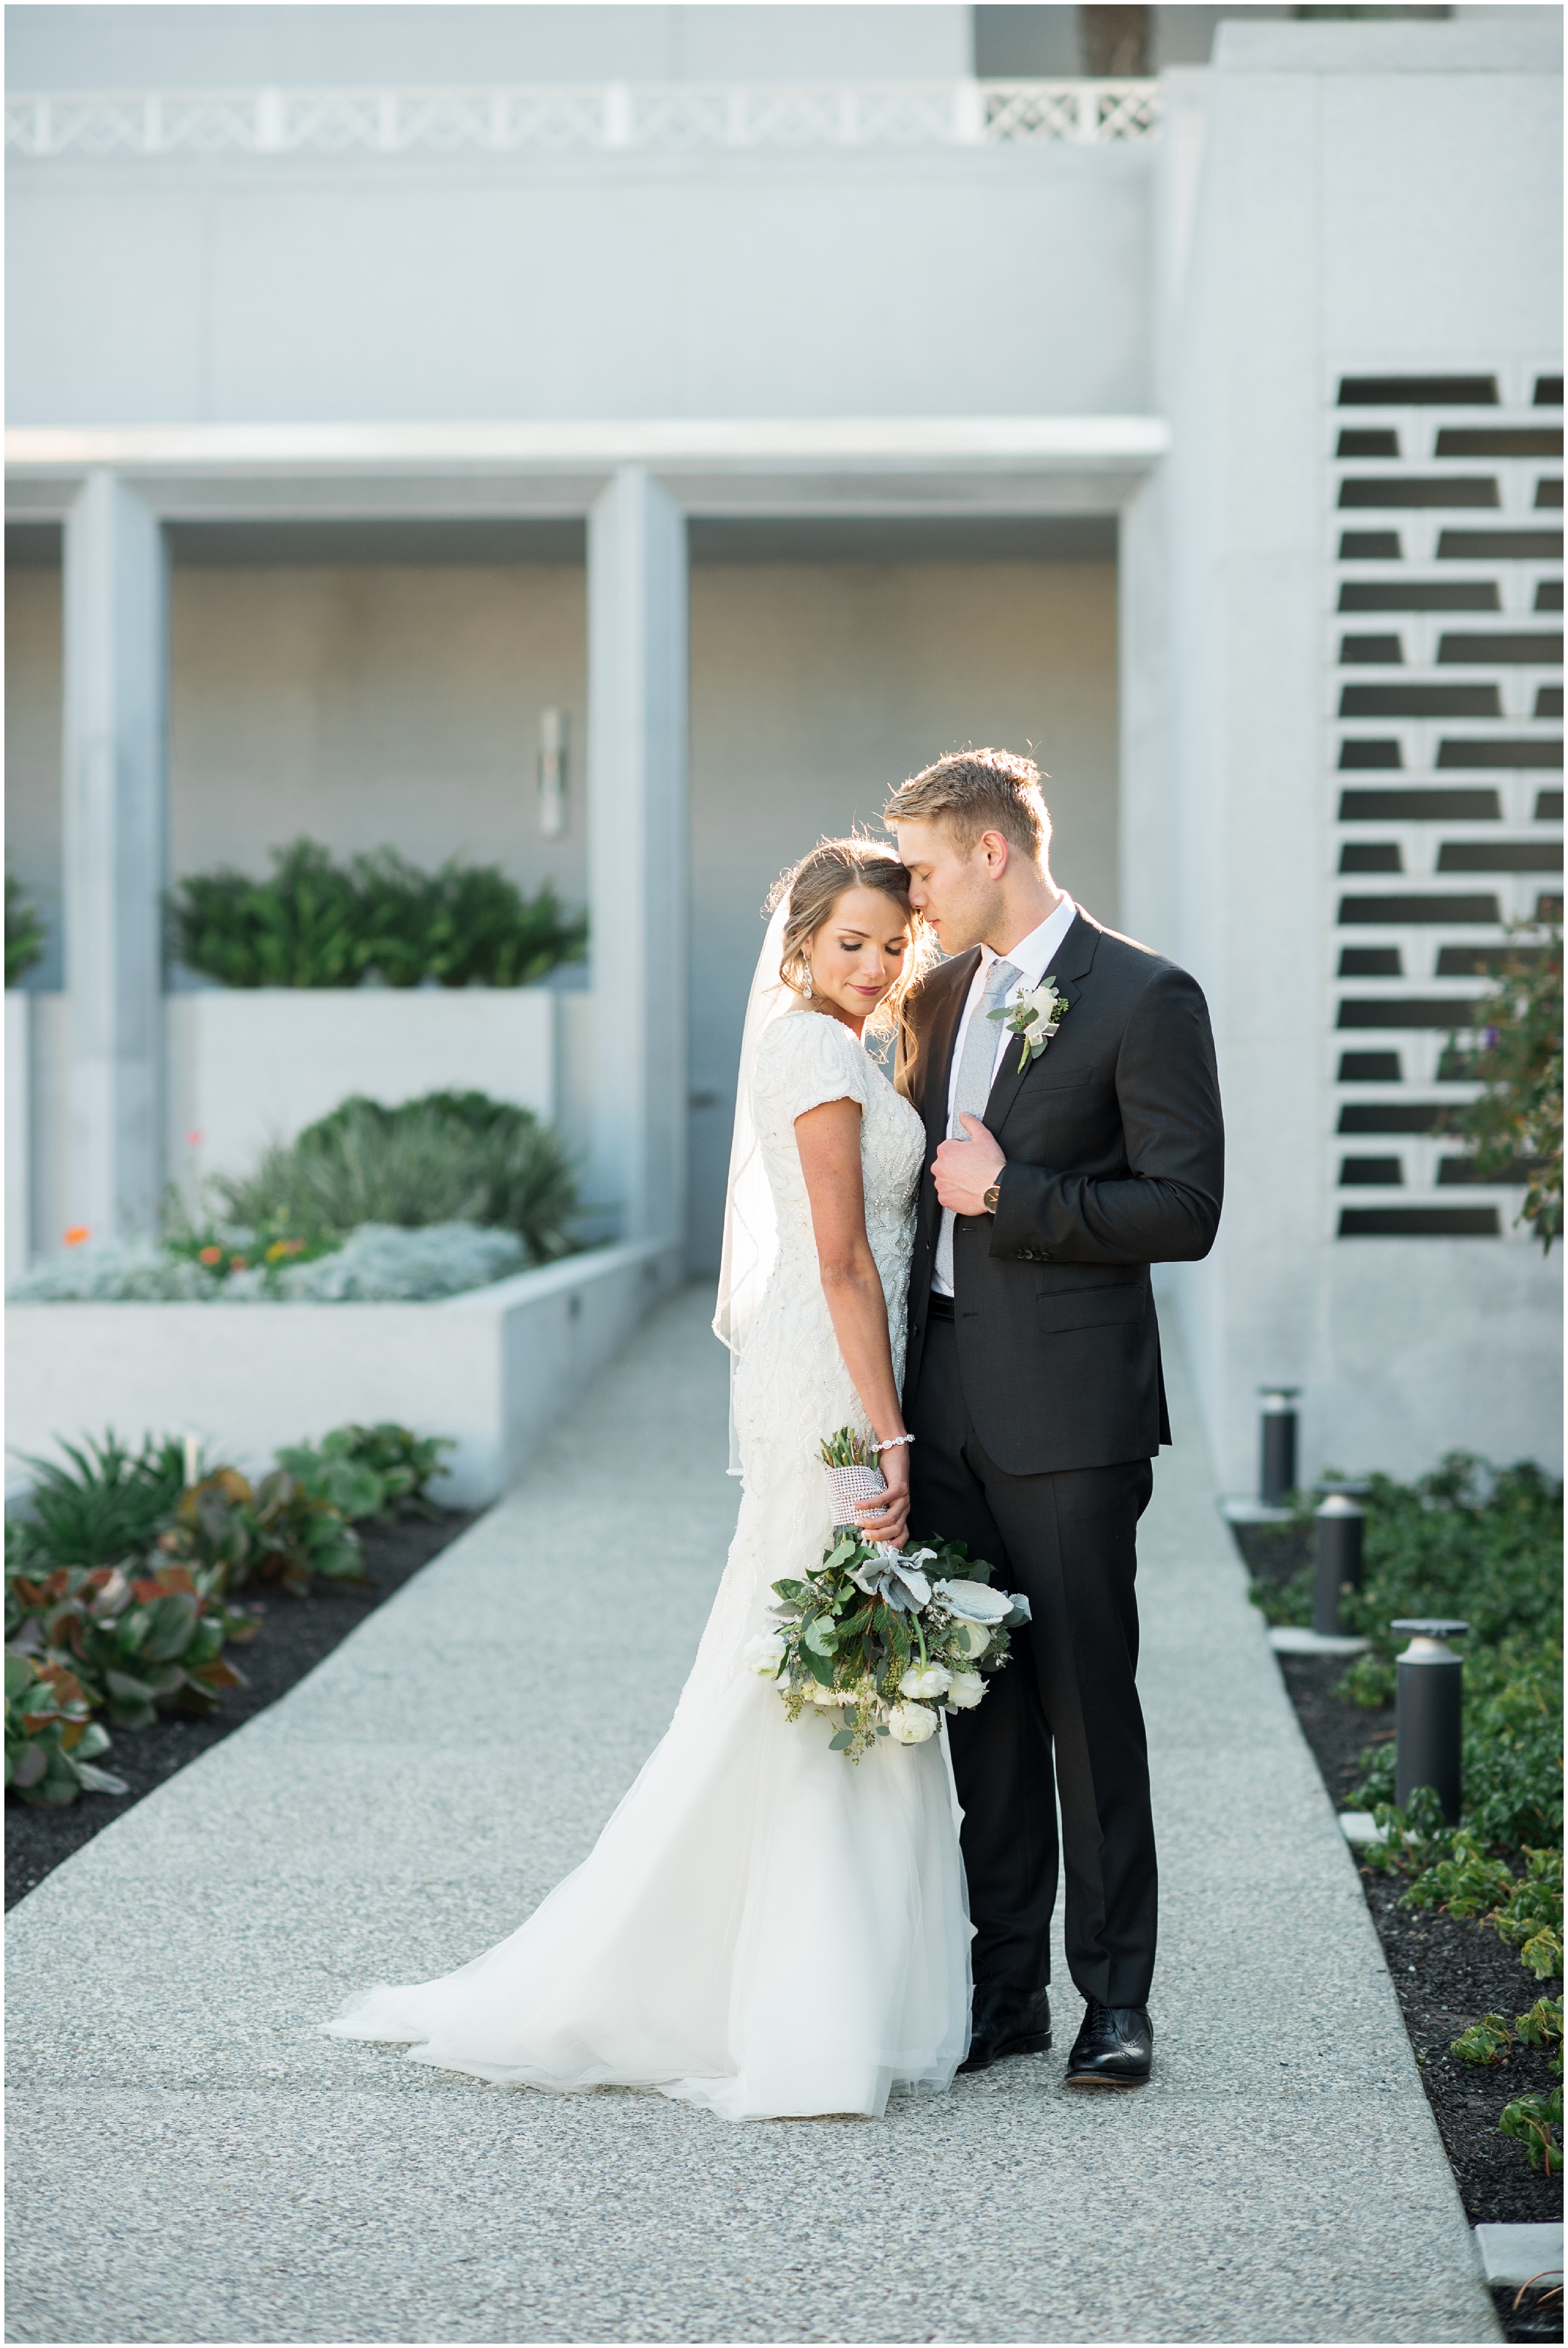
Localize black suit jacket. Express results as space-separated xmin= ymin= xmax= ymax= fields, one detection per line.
xmin=897 ymin=909 xmax=1224 ymax=1476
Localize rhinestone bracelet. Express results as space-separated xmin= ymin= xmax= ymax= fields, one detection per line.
xmin=872 ymin=1433 xmax=916 ymax=1453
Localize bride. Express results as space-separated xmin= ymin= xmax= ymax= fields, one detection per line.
xmin=322 ymin=839 xmax=971 ymax=2122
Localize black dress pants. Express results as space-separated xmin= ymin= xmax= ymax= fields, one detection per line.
xmin=907 ymin=1312 xmax=1157 ymax=2009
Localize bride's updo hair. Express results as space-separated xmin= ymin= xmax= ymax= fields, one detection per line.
xmin=765 ymin=836 xmax=932 ymax=1036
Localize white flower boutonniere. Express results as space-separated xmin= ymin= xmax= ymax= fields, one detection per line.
xmin=988 ymin=977 xmax=1068 ymax=1071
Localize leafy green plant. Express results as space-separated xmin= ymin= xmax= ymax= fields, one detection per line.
xmin=167 ymin=840 xmax=363 ymax=989
xmin=167 ymin=837 xmax=586 ymax=991
xmin=1444 ymin=925 xmax=1562 ymax=1252
xmin=211 ymin=1093 xmax=580 ymax=1265
xmin=16 ymin=1433 xmax=188 ymax=1568
xmin=275 ymin=1423 xmax=453 ymax=1522
xmin=6 ymin=872 xmax=45 ymax=987
xmin=4 ymin=1654 xmax=125 ymax=1806
xmin=350 ymin=851 xmax=586 ymax=989
xmin=1500 ymin=2081 xmax=1563 ymax=2175
xmin=155 ymin=1467 xmax=363 ymax=1598
xmin=7 ymin=1559 xmax=253 ymax=1728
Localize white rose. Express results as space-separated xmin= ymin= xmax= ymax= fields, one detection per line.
xmin=953 ymin=1622 xmax=991 ymax=1660
xmin=886 ymin=1702 xmax=940 ymax=1745
xmin=944 ymin=1671 xmax=987 ymax=1709
xmin=807 ymin=1681 xmax=842 ymax=1708
xmin=899 ymin=1662 xmax=951 ymax=1701
xmin=743 ymin=1633 xmax=786 ymax=1677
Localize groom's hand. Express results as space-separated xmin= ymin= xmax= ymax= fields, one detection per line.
xmin=933 ymin=1115 xmax=1005 ymax=1216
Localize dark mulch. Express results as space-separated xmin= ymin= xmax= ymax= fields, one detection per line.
xmin=6 ymin=1509 xmax=476 ymax=1910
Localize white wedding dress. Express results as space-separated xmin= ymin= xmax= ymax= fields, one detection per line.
xmin=323 ymin=972 xmax=972 ymax=2122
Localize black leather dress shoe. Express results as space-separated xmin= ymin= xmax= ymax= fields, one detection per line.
xmin=958 ymin=1980 xmax=1052 ymax=2074
xmin=1064 ymin=1997 xmax=1153 ymax=2088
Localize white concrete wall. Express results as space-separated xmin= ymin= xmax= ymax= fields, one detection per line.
xmin=687 ymin=552 xmax=1120 ymax=1266
xmin=5 ymin=6 xmax=974 ymax=90
xmin=1130 ymin=19 xmax=1564 ymax=1489
xmin=5 ymin=145 xmax=1153 ymax=432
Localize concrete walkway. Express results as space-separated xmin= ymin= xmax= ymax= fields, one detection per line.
xmin=6 ymin=1287 xmax=1495 ymax=2344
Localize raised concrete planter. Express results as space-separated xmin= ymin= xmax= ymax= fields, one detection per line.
xmin=5 ymin=1237 xmax=682 ymax=1508
xmin=163 ymin=987 xmax=557 ymax=1202
xmin=15 ymin=985 xmax=575 ymax=1260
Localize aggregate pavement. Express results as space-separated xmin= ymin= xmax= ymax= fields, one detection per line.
xmin=5 ymin=1285 xmax=1496 ymax=2343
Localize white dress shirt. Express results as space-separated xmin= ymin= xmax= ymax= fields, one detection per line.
xmin=931 ymin=893 xmax=1076 ymax=1298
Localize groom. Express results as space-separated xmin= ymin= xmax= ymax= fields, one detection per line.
xmin=887 ymin=749 xmax=1223 ymax=2090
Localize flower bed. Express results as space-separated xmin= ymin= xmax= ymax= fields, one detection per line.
xmin=1236 ymin=1456 xmax=1563 ymax=2260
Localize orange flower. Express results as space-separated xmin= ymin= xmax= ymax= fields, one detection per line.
xmin=198 ymin=1245 xmax=223 ymax=1265
xmin=229 ymin=1255 xmax=249 ymax=1272
xmin=63 ymin=1225 xmax=90 ymax=1247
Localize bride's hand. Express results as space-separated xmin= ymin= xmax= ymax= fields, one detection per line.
xmin=857 ymin=1441 xmax=911 ymax=1546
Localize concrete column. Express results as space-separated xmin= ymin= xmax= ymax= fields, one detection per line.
xmin=61 ymin=470 xmax=168 ymax=1240
xmin=586 ymin=465 xmax=689 ymax=1248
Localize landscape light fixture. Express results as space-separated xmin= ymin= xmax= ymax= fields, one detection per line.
xmin=1313 ymin=1491 xmax=1365 ymax=1637
xmin=539 ymin=707 xmax=568 ymax=840
xmin=1257 ymin=1386 xmax=1301 ymax=1507
xmin=1392 ymin=1617 xmax=1469 ymax=1825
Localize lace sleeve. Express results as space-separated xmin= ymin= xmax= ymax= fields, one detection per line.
xmin=753 ymin=1011 xmax=871 ymax=1127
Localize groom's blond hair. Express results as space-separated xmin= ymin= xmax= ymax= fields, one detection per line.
xmin=884 ymin=748 xmax=1051 ymax=863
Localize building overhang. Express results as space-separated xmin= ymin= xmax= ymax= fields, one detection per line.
xmin=4 ymin=416 xmax=1170 ymax=526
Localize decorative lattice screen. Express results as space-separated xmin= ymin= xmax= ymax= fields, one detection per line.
xmin=1328 ymin=366 xmax=1562 ymax=1239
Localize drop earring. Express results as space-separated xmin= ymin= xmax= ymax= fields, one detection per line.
xmin=802 ymin=964 xmax=813 ymax=999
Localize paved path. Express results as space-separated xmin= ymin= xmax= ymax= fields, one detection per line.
xmin=6 ymin=1287 xmax=1494 ymax=2344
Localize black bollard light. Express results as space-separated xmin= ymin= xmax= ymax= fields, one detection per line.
xmin=1392 ymin=1618 xmax=1468 ymax=1825
xmin=1313 ymin=1493 xmax=1366 ymax=1636
xmin=1258 ymin=1388 xmax=1300 ymax=1508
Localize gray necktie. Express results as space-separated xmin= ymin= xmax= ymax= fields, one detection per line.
xmin=935 ymin=957 xmax=1020 ymax=1294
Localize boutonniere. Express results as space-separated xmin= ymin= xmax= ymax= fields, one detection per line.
xmin=988 ymin=977 xmax=1068 ymax=1071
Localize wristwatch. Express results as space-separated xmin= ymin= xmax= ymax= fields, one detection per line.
xmin=982 ymin=1181 xmax=1002 ymax=1214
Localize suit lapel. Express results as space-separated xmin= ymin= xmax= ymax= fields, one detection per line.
xmin=918 ymin=950 xmax=980 ymax=1156
xmin=982 ymin=911 xmax=1101 ymax=1134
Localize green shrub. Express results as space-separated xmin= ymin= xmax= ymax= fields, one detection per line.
xmin=156 ymin=1468 xmax=364 ymax=1598
xmin=6 ymin=1559 xmax=253 ymax=1728
xmin=211 ymin=1092 xmax=580 ymax=1265
xmin=4 ymin=1654 xmax=125 ymax=1806
xmin=1445 ymin=925 xmax=1562 ymax=1252
xmin=167 ymin=837 xmax=586 ymax=990
xmin=6 ymin=873 xmax=45 ymax=987
xmin=16 ymin=1433 xmax=188 ymax=1568
xmin=275 ymin=1423 xmax=453 ymax=1522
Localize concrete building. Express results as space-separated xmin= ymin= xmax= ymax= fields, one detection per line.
xmin=5 ymin=4 xmax=1561 ymax=1487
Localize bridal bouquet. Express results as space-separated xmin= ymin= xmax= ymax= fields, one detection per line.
xmin=743 ymin=1430 xmax=1031 ymax=1761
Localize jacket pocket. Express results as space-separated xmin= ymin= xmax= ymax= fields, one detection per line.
xmin=1037 ymin=1280 xmax=1147 ymax=1334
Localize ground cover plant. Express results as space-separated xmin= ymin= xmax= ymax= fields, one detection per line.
xmin=1246 ymin=1453 xmax=1563 ymax=2181
xmin=167 ymin=837 xmax=586 ymax=990
xmin=4 ymin=1420 xmax=451 ymax=1807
